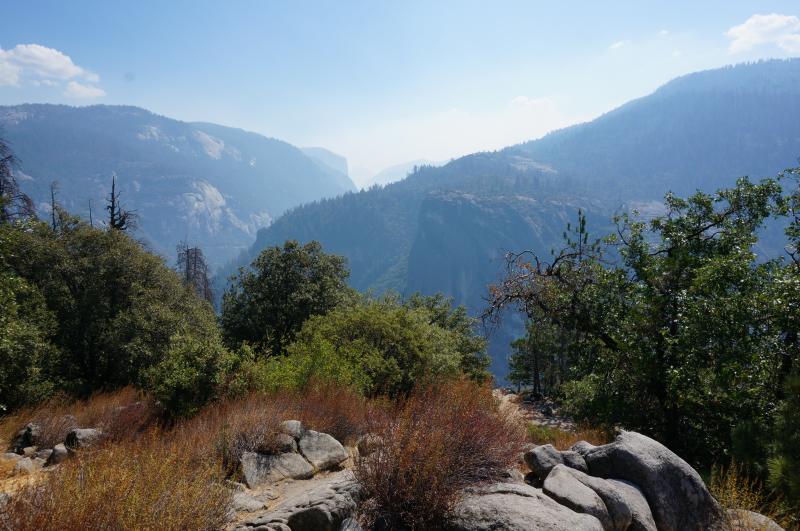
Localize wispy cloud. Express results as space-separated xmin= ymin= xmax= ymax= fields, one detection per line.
xmin=609 ymin=40 xmax=627 ymax=50
xmin=0 ymin=43 xmax=105 ymax=97
xmin=726 ymin=13 xmax=800 ymax=54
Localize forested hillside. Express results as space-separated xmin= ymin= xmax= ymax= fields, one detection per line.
xmin=226 ymin=59 xmax=800 ymax=377
xmin=0 ymin=104 xmax=356 ymax=266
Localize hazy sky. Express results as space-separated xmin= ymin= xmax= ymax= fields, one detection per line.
xmin=2 ymin=1 xmax=800 ymax=185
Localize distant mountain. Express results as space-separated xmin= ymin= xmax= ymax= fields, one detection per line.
xmin=0 ymin=104 xmax=356 ymax=266
xmin=300 ymin=147 xmax=354 ymax=192
xmin=225 ymin=59 xmax=800 ymax=379
xmin=367 ymin=159 xmax=439 ymax=187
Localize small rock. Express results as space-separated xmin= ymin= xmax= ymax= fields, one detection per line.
xmin=35 ymin=448 xmax=53 ymax=461
xmin=1 ymin=452 xmax=22 ymax=464
xmin=571 ymin=440 xmax=598 ymax=456
xmin=233 ymin=491 xmax=266 ymax=512
xmin=46 ymin=443 xmax=69 ymax=466
xmin=13 ymin=456 xmax=43 ymax=475
xmin=280 ymin=420 xmax=304 ymax=440
xmin=9 ymin=423 xmax=40 ymax=453
xmin=239 ymin=451 xmax=314 ymax=488
xmin=727 ymin=508 xmax=784 ymax=531
xmin=524 ymin=444 xmax=587 ymax=481
xmin=22 ymin=446 xmax=38 ymax=457
xmin=340 ymin=516 xmax=364 ymax=531
xmin=298 ymin=430 xmax=348 ymax=471
xmin=65 ymin=428 xmax=104 ymax=450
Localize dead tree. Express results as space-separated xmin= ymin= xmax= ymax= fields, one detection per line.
xmin=177 ymin=241 xmax=213 ymax=303
xmin=0 ymin=137 xmax=34 ymax=223
xmin=106 ymin=173 xmax=136 ymax=231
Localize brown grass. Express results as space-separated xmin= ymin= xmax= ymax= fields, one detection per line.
xmin=355 ymin=380 xmax=526 ymax=530
xmin=526 ymin=423 xmax=611 ymax=450
xmin=0 ymin=387 xmax=157 ymax=450
xmin=0 ymin=432 xmax=232 ymax=531
xmin=710 ymin=461 xmax=794 ymax=529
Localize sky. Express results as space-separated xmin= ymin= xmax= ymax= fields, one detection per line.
xmin=2 ymin=1 xmax=800 ymax=186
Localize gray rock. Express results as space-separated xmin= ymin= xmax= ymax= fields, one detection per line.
xmin=524 ymin=444 xmax=588 ymax=481
xmin=280 ymin=420 xmax=305 ymax=440
xmin=13 ymin=456 xmax=43 ymax=475
xmin=557 ymin=464 xmax=657 ymax=531
xmin=499 ymin=467 xmax=526 ymax=484
xmin=727 ymin=508 xmax=784 ymax=531
xmin=22 ymin=446 xmax=37 ymax=457
xmin=239 ymin=451 xmax=314 ymax=488
xmin=65 ymin=428 xmax=104 ymax=450
xmin=583 ymin=431 xmax=727 ymax=531
xmin=276 ymin=433 xmax=298 ymax=453
xmin=233 ymin=492 xmax=266 ymax=512
xmin=0 ymin=492 xmax=9 ymax=509
xmin=35 ymin=448 xmax=53 ymax=461
xmin=448 ymin=482 xmax=604 ymax=531
xmin=298 ymin=430 xmax=348 ymax=471
xmin=236 ymin=473 xmax=361 ymax=531
xmin=46 ymin=443 xmax=69 ymax=466
xmin=543 ymin=465 xmax=613 ymax=530
xmin=9 ymin=423 xmax=40 ymax=452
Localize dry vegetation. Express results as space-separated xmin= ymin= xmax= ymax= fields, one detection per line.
xmin=355 ymin=381 xmax=526 ymax=529
xmin=710 ymin=461 xmax=795 ymax=530
xmin=526 ymin=423 xmax=611 ymax=450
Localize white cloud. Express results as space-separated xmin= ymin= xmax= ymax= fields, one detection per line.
xmin=726 ymin=13 xmax=800 ymax=54
xmin=64 ymin=80 xmax=106 ymax=99
xmin=0 ymin=43 xmax=103 ymax=93
xmin=609 ymin=40 xmax=626 ymax=50
xmin=659 ymin=30 xmax=670 ymax=36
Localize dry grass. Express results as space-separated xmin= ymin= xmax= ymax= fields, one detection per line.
xmin=710 ymin=461 xmax=794 ymax=529
xmin=0 ymin=387 xmax=157 ymax=450
xmin=0 ymin=432 xmax=232 ymax=531
xmin=526 ymin=423 xmax=611 ymax=450
xmin=355 ymin=380 xmax=526 ymax=530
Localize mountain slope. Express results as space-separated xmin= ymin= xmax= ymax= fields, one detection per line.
xmin=228 ymin=59 xmax=800 ymax=379
xmin=0 ymin=104 xmax=356 ymax=266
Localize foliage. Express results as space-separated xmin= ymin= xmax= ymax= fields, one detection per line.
xmin=0 ymin=212 xmax=226 ymax=408
xmin=258 ymin=293 xmax=490 ymax=397
xmin=221 ymin=240 xmax=351 ymax=355
xmin=710 ymin=461 xmax=793 ymax=529
xmin=0 ymin=433 xmax=232 ymax=531
xmin=354 ymin=381 xmax=525 ymax=530
xmin=488 ymin=176 xmax=796 ymax=474
xmin=768 ymin=374 xmax=800 ymax=514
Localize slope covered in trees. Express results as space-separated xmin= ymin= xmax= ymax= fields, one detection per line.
xmin=0 ymin=104 xmax=356 ymax=266
xmin=226 ymin=59 xmax=800 ymax=377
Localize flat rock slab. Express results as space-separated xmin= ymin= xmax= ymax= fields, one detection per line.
xmin=234 ymin=472 xmax=361 ymax=531
xmin=298 ymin=430 xmax=348 ymax=471
xmin=240 ymin=452 xmax=314 ymax=488
xmin=583 ymin=431 xmax=726 ymax=531
xmin=448 ymin=482 xmax=604 ymax=531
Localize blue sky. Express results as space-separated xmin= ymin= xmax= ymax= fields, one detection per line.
xmin=2 ymin=1 xmax=799 ymax=184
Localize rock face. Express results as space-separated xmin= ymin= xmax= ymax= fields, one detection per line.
xmin=727 ymin=509 xmax=784 ymax=531
xmin=298 ymin=430 xmax=349 ymax=471
xmin=46 ymin=444 xmax=69 ymax=466
xmin=583 ymin=431 xmax=727 ymax=531
xmin=234 ymin=473 xmax=361 ymax=531
xmin=239 ymin=452 xmax=314 ymax=488
xmin=9 ymin=423 xmax=40 ymax=453
xmin=448 ymin=482 xmax=605 ymax=531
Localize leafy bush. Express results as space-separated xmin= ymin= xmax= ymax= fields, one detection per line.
xmin=261 ymin=294 xmax=489 ymax=397
xmin=355 ymin=381 xmax=524 ymax=529
xmin=0 ymin=433 xmax=231 ymax=531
